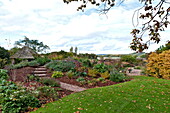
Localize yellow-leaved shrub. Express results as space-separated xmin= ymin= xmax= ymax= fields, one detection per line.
xmin=147 ymin=50 xmax=170 ymax=79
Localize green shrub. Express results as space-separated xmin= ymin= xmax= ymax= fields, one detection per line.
xmin=52 ymin=71 xmax=64 ymax=78
xmin=73 ymin=71 xmax=87 ymax=77
xmin=37 ymin=86 xmax=58 ymax=101
xmin=0 ymin=79 xmax=40 ymax=113
xmin=35 ymin=57 xmax=50 ymax=66
xmin=110 ymin=69 xmax=126 ymax=82
xmin=10 ymin=61 xmax=29 ymax=69
xmin=46 ymin=60 xmax=75 ymax=72
xmin=28 ymin=60 xmax=39 ymax=67
xmin=134 ymin=66 xmax=141 ymax=69
xmin=94 ymin=63 xmax=109 ymax=73
xmin=121 ymin=55 xmax=137 ymax=64
xmin=76 ymin=77 xmax=86 ymax=84
xmin=27 ymin=74 xmax=40 ymax=82
xmin=0 ymin=58 xmax=8 ymax=69
xmin=0 ymin=69 xmax=8 ymax=80
xmin=66 ymin=71 xmax=75 ymax=79
xmin=97 ymin=77 xmax=105 ymax=82
xmin=40 ymin=78 xmax=60 ymax=87
xmin=78 ymin=58 xmax=92 ymax=67
xmin=0 ymin=80 xmax=18 ymax=99
xmin=87 ymin=79 xmax=98 ymax=86
xmin=2 ymin=89 xmax=40 ymax=113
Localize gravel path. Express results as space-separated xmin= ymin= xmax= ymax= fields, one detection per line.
xmin=60 ymin=82 xmax=87 ymax=92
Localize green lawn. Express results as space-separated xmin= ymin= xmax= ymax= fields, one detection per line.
xmin=32 ymin=76 xmax=170 ymax=113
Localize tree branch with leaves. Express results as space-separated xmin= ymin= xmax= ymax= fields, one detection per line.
xmin=63 ymin=0 xmax=170 ymax=52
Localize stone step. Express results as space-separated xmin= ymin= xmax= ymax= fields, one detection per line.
xmin=35 ymin=68 xmax=47 ymax=71
xmin=34 ymin=74 xmax=47 ymax=77
xmin=33 ymin=71 xmax=47 ymax=74
xmin=34 ymin=70 xmax=47 ymax=73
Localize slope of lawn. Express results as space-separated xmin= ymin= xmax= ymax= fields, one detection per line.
xmin=32 ymin=76 xmax=170 ymax=113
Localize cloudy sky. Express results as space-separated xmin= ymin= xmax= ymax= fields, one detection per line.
xmin=0 ymin=0 xmax=169 ymax=54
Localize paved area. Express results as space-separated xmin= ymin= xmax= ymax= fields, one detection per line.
xmin=126 ymin=68 xmax=142 ymax=76
xmin=60 ymin=82 xmax=87 ymax=92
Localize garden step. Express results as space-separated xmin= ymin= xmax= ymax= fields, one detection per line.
xmin=34 ymin=74 xmax=47 ymax=77
xmin=33 ymin=71 xmax=47 ymax=74
xmin=35 ymin=68 xmax=47 ymax=71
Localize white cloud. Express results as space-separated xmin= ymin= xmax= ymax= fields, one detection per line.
xmin=0 ymin=0 xmax=169 ymax=54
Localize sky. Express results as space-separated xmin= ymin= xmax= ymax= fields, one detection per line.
xmin=0 ymin=0 xmax=169 ymax=54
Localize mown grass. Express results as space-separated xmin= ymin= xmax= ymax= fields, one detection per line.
xmin=32 ymin=76 xmax=170 ymax=113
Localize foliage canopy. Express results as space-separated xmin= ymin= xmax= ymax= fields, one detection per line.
xmin=15 ymin=36 xmax=50 ymax=53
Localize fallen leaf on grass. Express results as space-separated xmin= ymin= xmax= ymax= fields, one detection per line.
xmin=74 ymin=111 xmax=80 ymax=113
xmin=77 ymin=108 xmax=84 ymax=110
xmin=146 ymin=104 xmax=151 ymax=109
xmin=132 ymin=100 xmax=136 ymax=103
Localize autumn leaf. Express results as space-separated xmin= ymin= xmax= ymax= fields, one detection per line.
xmin=77 ymin=107 xmax=84 ymax=110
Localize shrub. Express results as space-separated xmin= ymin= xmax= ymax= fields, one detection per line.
xmin=2 ymin=89 xmax=40 ymax=113
xmin=110 ymin=69 xmax=126 ymax=82
xmin=76 ymin=77 xmax=86 ymax=84
xmin=97 ymin=77 xmax=105 ymax=82
xmin=46 ymin=60 xmax=75 ymax=72
xmin=40 ymin=78 xmax=60 ymax=87
xmin=121 ymin=55 xmax=137 ymax=64
xmin=0 ymin=69 xmax=8 ymax=80
xmin=0 ymin=58 xmax=8 ymax=69
xmin=52 ymin=71 xmax=64 ymax=78
xmin=35 ymin=57 xmax=50 ymax=66
xmin=0 ymin=46 xmax=10 ymax=67
xmin=28 ymin=60 xmax=39 ymax=67
xmin=27 ymin=74 xmax=40 ymax=82
xmin=78 ymin=58 xmax=92 ymax=67
xmin=75 ymin=66 xmax=88 ymax=77
xmin=87 ymin=79 xmax=98 ymax=86
xmin=36 ymin=86 xmax=58 ymax=102
xmin=100 ymin=71 xmax=110 ymax=79
xmin=66 ymin=71 xmax=75 ymax=79
xmin=0 ymin=79 xmax=40 ymax=113
xmin=147 ymin=50 xmax=170 ymax=79
xmin=10 ymin=61 xmax=29 ymax=69
xmin=134 ymin=66 xmax=141 ymax=69
xmin=51 ymin=55 xmax=65 ymax=60
xmin=94 ymin=63 xmax=109 ymax=73
xmin=88 ymin=69 xmax=99 ymax=77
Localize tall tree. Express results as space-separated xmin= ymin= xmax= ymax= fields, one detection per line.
xmin=15 ymin=36 xmax=50 ymax=53
xmin=75 ymin=47 xmax=78 ymax=54
xmin=0 ymin=46 xmax=10 ymax=68
xmin=0 ymin=46 xmax=10 ymax=59
xmin=63 ymin=0 xmax=170 ymax=52
xmin=156 ymin=40 xmax=170 ymax=53
xmin=70 ymin=47 xmax=73 ymax=53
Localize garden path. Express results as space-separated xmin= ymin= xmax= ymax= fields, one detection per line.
xmin=60 ymin=82 xmax=87 ymax=92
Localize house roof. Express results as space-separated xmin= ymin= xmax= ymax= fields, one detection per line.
xmin=10 ymin=46 xmax=37 ymax=59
